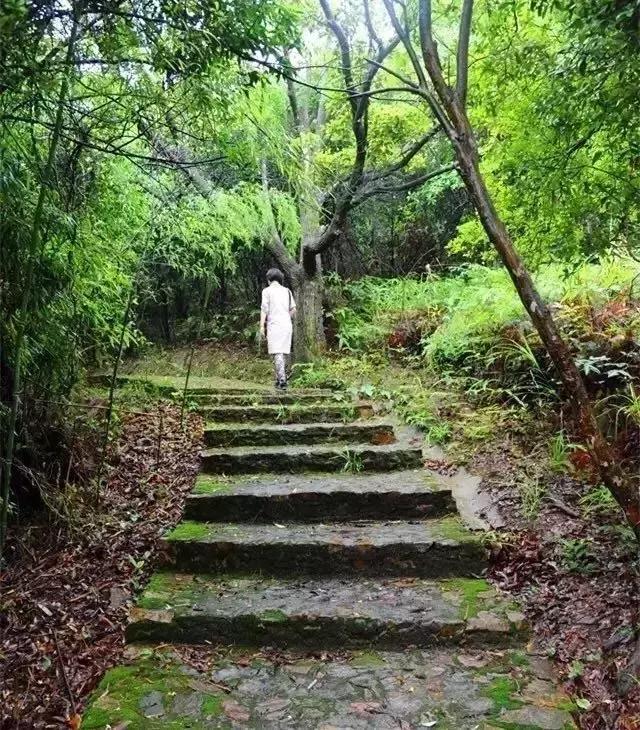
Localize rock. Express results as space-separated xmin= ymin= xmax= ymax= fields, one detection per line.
xmin=528 ymin=655 xmax=557 ymax=681
xmin=506 ymin=610 xmax=527 ymax=630
xmin=467 ymin=611 xmax=510 ymax=634
xmin=457 ymin=654 xmax=489 ymax=668
xmin=139 ymin=691 xmax=164 ymax=719
xmin=521 ymin=678 xmax=561 ymax=704
xmin=499 ymin=706 xmax=574 ymax=729
xmin=172 ymin=692 xmax=203 ymax=716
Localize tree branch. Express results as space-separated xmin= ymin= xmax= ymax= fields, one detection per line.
xmin=353 ymin=163 xmax=457 ymax=206
xmin=363 ymin=0 xmax=383 ymax=51
xmin=261 ymin=160 xmax=300 ymax=280
xmin=319 ymin=0 xmax=357 ymax=115
xmin=380 ymin=0 xmax=454 ymax=136
xmin=365 ymin=126 xmax=440 ymax=183
xmin=457 ymin=0 xmax=474 ymax=109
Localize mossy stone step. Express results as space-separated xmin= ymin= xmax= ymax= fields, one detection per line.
xmin=203 ymin=420 xmax=395 ymax=448
xmin=186 ymin=470 xmax=455 ymax=522
xmin=160 ymin=517 xmax=487 ymax=577
xmin=188 ymin=390 xmax=340 ymax=406
xmin=89 ymin=373 xmax=270 ymax=393
xmin=83 ymin=645 xmax=577 ymax=729
xmin=197 ymin=402 xmax=373 ymax=423
xmin=200 ymin=441 xmax=422 ymax=475
xmin=127 ymin=573 xmax=527 ymax=649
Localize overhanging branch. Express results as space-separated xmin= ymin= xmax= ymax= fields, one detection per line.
xmin=352 ymin=163 xmax=458 ymax=206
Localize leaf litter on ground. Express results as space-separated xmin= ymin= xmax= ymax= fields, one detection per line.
xmin=0 ymin=404 xmax=203 ymax=728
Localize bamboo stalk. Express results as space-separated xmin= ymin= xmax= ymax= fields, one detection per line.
xmin=94 ymin=284 xmax=135 ymax=508
xmin=0 ymin=7 xmax=80 ymax=558
xmin=180 ymin=278 xmax=212 ymax=428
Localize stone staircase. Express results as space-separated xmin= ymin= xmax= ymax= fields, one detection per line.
xmin=84 ymin=382 xmax=576 ymax=729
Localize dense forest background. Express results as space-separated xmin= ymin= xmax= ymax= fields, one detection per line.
xmin=2 ymin=1 xmax=640 ymax=724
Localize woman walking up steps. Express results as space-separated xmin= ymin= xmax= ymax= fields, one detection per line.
xmin=259 ymin=268 xmax=296 ymax=389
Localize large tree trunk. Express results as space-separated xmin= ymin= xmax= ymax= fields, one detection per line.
xmin=291 ymin=247 xmax=326 ymax=362
xmin=293 ymin=271 xmax=325 ymax=362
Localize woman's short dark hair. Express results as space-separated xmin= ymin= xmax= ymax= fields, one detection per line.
xmin=266 ymin=268 xmax=285 ymax=285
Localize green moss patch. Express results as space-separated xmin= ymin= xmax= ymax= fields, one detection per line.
xmin=482 ymin=676 xmax=523 ymax=712
xmin=429 ymin=515 xmax=482 ymax=543
xmin=193 ymin=475 xmax=235 ymax=495
xmin=349 ymin=650 xmax=386 ymax=667
xmin=82 ymin=653 xmax=225 ymax=729
xmin=440 ymin=578 xmax=494 ymax=619
xmin=165 ymin=521 xmax=211 ymax=541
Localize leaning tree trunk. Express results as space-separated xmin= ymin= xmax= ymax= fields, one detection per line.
xmin=453 ymin=127 xmax=640 ymax=537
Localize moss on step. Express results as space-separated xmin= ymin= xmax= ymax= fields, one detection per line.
xmin=440 ymin=577 xmax=494 ymax=619
xmin=165 ymin=521 xmax=211 ymax=541
xmin=193 ymin=475 xmax=235 ymax=495
xmin=136 ymin=572 xmax=201 ymax=610
xmin=483 ymin=676 xmax=524 ymax=712
xmin=428 ymin=515 xmax=482 ymax=543
xmin=82 ymin=652 xmax=225 ymax=729
xmin=349 ymin=650 xmax=386 ymax=667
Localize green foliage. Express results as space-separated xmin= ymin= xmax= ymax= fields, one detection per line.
xmin=329 ymin=261 xmax=640 ymax=378
xmin=559 ymin=538 xmax=597 ymax=574
xmin=579 ymin=486 xmax=619 ymax=519
xmin=341 ymin=448 xmax=364 ymax=474
xmin=519 ymin=475 xmax=547 ymax=521
xmin=451 ymin=0 xmax=640 ymax=264
xmin=548 ymin=432 xmax=571 ymax=473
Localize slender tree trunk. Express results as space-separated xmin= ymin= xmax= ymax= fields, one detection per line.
xmin=452 ymin=128 xmax=640 ymax=536
xmin=0 ymin=8 xmax=79 ymax=558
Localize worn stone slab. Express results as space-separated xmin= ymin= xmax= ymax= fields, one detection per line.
xmin=197 ymin=402 xmax=374 ymax=423
xmin=89 ymin=373 xmax=270 ymax=393
xmin=186 ymin=471 xmax=455 ymax=522
xmin=200 ymin=441 xmax=422 ymax=475
xmin=127 ymin=573 xmax=526 ymax=649
xmin=160 ymin=517 xmax=487 ymax=577
xmin=82 ymin=646 xmax=577 ymax=729
xmin=203 ymin=420 xmax=396 ymax=448
xmin=190 ymin=390 xmax=341 ymax=406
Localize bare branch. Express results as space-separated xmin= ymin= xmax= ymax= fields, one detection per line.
xmin=417 ymin=0 xmax=459 ymax=126
xmin=457 ymin=0 xmax=474 ymax=108
xmin=366 ymin=126 xmax=441 ymax=183
xmin=381 ymin=0 xmax=429 ymax=89
xmin=261 ymin=160 xmax=301 ymax=279
xmin=380 ymin=0 xmax=453 ymax=135
xmin=364 ymin=57 xmax=420 ymax=90
xmin=363 ymin=0 xmax=383 ymax=51
xmin=353 ymin=163 xmax=458 ymax=205
xmin=319 ymin=0 xmax=357 ymax=115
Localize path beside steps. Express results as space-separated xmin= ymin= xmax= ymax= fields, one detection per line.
xmin=84 ymin=380 xmax=577 ymax=729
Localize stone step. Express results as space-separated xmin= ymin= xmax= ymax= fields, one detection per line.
xmin=200 ymin=442 xmax=422 ymax=475
xmin=197 ymin=402 xmax=374 ymax=423
xmin=186 ymin=470 xmax=455 ymax=522
xmin=160 ymin=517 xmax=487 ymax=577
xmin=127 ymin=573 xmax=526 ymax=649
xmin=203 ymin=421 xmax=395 ymax=448
xmin=89 ymin=373 xmax=271 ymax=394
xmin=83 ymin=644 xmax=577 ymax=730
xmin=189 ymin=391 xmax=340 ymax=406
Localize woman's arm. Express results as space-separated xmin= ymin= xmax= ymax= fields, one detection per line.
xmin=260 ymin=289 xmax=269 ymax=336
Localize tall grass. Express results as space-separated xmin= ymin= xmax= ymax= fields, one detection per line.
xmin=331 ymin=260 xmax=640 ymax=367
